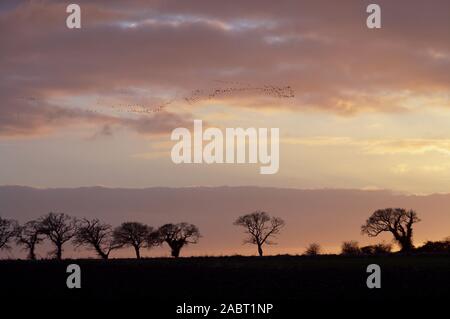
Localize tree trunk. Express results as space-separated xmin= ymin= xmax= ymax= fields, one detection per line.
xmin=171 ymin=246 xmax=181 ymax=258
xmin=399 ymin=237 xmax=413 ymax=252
xmin=56 ymin=243 xmax=62 ymax=260
xmin=95 ymin=246 xmax=109 ymax=260
xmin=257 ymin=244 xmax=263 ymax=257
xmin=392 ymin=231 xmax=413 ymax=253
xmin=98 ymin=250 xmax=109 ymax=259
xmin=28 ymin=244 xmax=36 ymax=260
xmin=134 ymin=245 xmax=141 ymax=259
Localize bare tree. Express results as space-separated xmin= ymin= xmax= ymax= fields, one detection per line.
xmin=113 ymin=222 xmax=152 ymax=259
xmin=74 ymin=218 xmax=118 ymax=259
xmin=234 ymin=211 xmax=285 ymax=257
xmin=38 ymin=212 xmax=76 ymax=260
xmin=361 ymin=208 xmax=420 ymax=252
xmin=155 ymin=223 xmax=200 ymax=258
xmin=341 ymin=240 xmax=361 ymax=256
xmin=0 ymin=217 xmax=18 ymax=251
xmin=15 ymin=220 xmax=43 ymax=260
xmin=304 ymin=243 xmax=321 ymax=256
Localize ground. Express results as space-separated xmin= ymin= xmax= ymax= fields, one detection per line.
xmin=0 ymin=255 xmax=448 ymax=313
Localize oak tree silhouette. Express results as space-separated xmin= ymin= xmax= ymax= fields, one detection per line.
xmin=113 ymin=222 xmax=153 ymax=259
xmin=0 ymin=217 xmax=18 ymax=251
xmin=361 ymin=208 xmax=420 ymax=252
xmin=234 ymin=211 xmax=285 ymax=257
xmin=38 ymin=212 xmax=76 ymax=260
xmin=74 ymin=218 xmax=119 ymax=259
xmin=155 ymin=223 xmax=200 ymax=258
xmin=15 ymin=220 xmax=43 ymax=260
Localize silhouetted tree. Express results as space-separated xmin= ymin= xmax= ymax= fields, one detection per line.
xmin=0 ymin=217 xmax=18 ymax=251
xmin=74 ymin=218 xmax=118 ymax=259
xmin=38 ymin=212 xmax=76 ymax=260
xmin=305 ymin=243 xmax=321 ymax=256
xmin=341 ymin=241 xmax=361 ymax=256
xmin=155 ymin=223 xmax=200 ymax=258
xmin=360 ymin=242 xmax=392 ymax=256
xmin=234 ymin=211 xmax=285 ymax=257
xmin=113 ymin=222 xmax=152 ymax=259
xmin=361 ymin=208 xmax=420 ymax=252
xmin=15 ymin=220 xmax=43 ymax=260
xmin=416 ymin=237 xmax=450 ymax=254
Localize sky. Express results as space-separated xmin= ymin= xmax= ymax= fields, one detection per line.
xmin=1 ymin=0 xmax=450 ymax=194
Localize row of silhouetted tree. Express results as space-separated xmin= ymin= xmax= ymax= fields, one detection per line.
xmin=0 ymin=208 xmax=448 ymax=260
xmin=0 ymin=213 xmax=200 ymax=259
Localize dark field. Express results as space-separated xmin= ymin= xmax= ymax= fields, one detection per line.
xmin=0 ymin=255 xmax=448 ymax=303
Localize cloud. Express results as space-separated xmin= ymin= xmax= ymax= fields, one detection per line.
xmin=1 ymin=0 xmax=449 ymax=136
xmin=122 ymin=111 xmax=193 ymax=135
xmin=0 ymin=86 xmax=192 ymax=137
xmin=0 ymin=92 xmax=110 ymax=137
xmin=285 ymin=136 xmax=450 ymax=156
xmin=391 ymin=164 xmax=410 ymax=174
xmin=365 ymin=139 xmax=450 ymax=156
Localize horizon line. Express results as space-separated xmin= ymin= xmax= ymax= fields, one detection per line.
xmin=1 ymin=184 xmax=448 ymax=197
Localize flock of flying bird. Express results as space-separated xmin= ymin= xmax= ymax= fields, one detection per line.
xmin=86 ymin=81 xmax=295 ymax=115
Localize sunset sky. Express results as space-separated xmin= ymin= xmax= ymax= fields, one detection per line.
xmin=1 ymin=0 xmax=450 ymax=194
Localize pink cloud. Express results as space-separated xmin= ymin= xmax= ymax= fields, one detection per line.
xmin=1 ymin=0 xmax=449 ymax=136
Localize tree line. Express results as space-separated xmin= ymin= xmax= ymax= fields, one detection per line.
xmin=0 ymin=207 xmax=448 ymax=260
xmin=0 ymin=213 xmax=200 ymax=260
